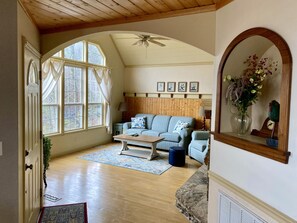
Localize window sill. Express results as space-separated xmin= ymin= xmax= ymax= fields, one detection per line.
xmin=44 ymin=126 xmax=106 ymax=138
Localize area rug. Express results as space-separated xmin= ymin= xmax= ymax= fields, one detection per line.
xmin=38 ymin=202 xmax=87 ymax=223
xmin=79 ymin=144 xmax=172 ymax=175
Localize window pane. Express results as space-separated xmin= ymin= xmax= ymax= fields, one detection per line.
xmin=88 ymin=104 xmax=103 ymax=127
xmin=44 ymin=83 xmax=59 ymax=104
xmin=64 ymin=66 xmax=83 ymax=104
xmin=88 ymin=43 xmax=104 ymax=65
xmin=43 ymin=82 xmax=59 ymax=134
xmin=64 ymin=41 xmax=84 ymax=61
xmin=88 ymin=69 xmax=104 ymax=127
xmin=88 ymin=69 xmax=102 ymax=103
xmin=64 ymin=105 xmax=83 ymax=131
xmin=43 ymin=105 xmax=58 ymax=134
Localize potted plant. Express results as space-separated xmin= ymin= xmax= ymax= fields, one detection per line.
xmin=43 ymin=135 xmax=52 ymax=188
xmin=224 ymin=54 xmax=278 ymax=135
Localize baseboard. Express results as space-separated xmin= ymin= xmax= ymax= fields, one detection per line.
xmin=208 ymin=171 xmax=296 ymax=223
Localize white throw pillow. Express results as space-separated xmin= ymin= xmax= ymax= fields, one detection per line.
xmin=173 ymin=120 xmax=189 ymax=134
xmin=131 ymin=116 xmax=146 ymax=129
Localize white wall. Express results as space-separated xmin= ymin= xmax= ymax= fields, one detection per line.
xmin=209 ymin=0 xmax=297 ymax=221
xmin=124 ymin=64 xmax=214 ymax=94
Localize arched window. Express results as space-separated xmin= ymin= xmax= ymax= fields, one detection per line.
xmin=42 ymin=41 xmax=108 ymax=135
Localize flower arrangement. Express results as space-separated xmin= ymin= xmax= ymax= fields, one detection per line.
xmin=224 ymin=54 xmax=278 ymax=115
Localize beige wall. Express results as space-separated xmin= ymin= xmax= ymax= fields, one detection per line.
xmin=124 ymin=64 xmax=214 ymax=94
xmin=210 ymin=0 xmax=297 ymax=221
xmin=0 ymin=1 xmax=18 ymax=221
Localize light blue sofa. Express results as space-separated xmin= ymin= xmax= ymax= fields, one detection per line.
xmin=123 ymin=114 xmax=195 ymax=151
xmin=188 ymin=131 xmax=210 ymax=164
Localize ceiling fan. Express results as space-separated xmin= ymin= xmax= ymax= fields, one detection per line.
xmin=132 ymin=34 xmax=169 ymax=47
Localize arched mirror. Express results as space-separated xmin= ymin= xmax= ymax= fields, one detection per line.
xmin=214 ymin=28 xmax=292 ymax=164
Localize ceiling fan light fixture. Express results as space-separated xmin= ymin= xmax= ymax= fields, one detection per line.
xmin=132 ymin=34 xmax=169 ymax=47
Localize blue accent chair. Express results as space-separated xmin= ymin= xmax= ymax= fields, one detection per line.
xmin=188 ymin=131 xmax=209 ymax=164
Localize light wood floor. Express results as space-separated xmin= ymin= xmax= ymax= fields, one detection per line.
xmin=43 ymin=143 xmax=201 ymax=223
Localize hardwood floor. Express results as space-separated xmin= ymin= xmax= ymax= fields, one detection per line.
xmin=43 ymin=143 xmax=201 ymax=223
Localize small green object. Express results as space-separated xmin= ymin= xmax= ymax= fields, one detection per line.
xmin=43 ymin=135 xmax=52 ymax=187
xmin=268 ymin=100 xmax=280 ymax=122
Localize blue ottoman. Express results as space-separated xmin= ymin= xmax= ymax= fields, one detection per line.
xmin=169 ymin=147 xmax=185 ymax=167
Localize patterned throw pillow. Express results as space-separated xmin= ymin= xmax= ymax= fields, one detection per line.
xmin=173 ymin=120 xmax=190 ymax=134
xmin=131 ymin=117 xmax=147 ymax=129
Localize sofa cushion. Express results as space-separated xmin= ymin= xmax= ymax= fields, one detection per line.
xmin=168 ymin=116 xmax=195 ymax=133
xmin=135 ymin=114 xmax=155 ymax=130
xmin=125 ymin=128 xmax=147 ymax=135
xmin=142 ymin=130 xmax=162 ymax=137
xmin=151 ymin=115 xmax=171 ymax=132
xmin=160 ymin=132 xmax=180 ymax=142
xmin=131 ymin=116 xmax=146 ymax=129
xmin=189 ymin=140 xmax=207 ymax=152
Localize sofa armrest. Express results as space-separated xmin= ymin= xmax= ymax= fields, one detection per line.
xmin=123 ymin=122 xmax=131 ymax=131
xmin=177 ymin=128 xmax=193 ymax=153
xmin=180 ymin=127 xmax=193 ymax=138
xmin=192 ymin=130 xmax=209 ymax=140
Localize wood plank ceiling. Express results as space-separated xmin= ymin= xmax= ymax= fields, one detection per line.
xmin=20 ymin=0 xmax=232 ymax=34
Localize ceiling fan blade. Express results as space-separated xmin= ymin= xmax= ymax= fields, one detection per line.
xmin=135 ymin=34 xmax=146 ymax=39
xmin=150 ymin=37 xmax=170 ymax=40
xmin=143 ymin=41 xmax=149 ymax=47
xmin=148 ymin=39 xmax=166 ymax=47
xmin=132 ymin=40 xmax=142 ymax=46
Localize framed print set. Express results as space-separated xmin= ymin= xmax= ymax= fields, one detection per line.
xmin=157 ymin=81 xmax=199 ymax=92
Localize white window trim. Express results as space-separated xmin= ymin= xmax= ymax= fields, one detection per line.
xmin=43 ymin=41 xmax=108 ymax=136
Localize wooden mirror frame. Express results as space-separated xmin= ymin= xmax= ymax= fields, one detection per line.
xmin=214 ymin=27 xmax=292 ymax=164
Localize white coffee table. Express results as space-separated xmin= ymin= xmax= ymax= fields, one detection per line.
xmin=113 ymin=134 xmax=164 ymax=160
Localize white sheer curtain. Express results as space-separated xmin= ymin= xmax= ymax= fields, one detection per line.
xmin=42 ymin=59 xmax=64 ymax=100
xmin=92 ymin=67 xmax=113 ymax=134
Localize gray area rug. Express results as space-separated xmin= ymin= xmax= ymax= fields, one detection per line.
xmin=79 ymin=144 xmax=172 ymax=175
xmin=175 ymin=164 xmax=208 ymax=223
xmin=38 ymin=202 xmax=87 ymax=223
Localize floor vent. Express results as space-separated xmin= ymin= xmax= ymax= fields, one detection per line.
xmin=44 ymin=194 xmax=62 ymax=202
xmin=219 ymin=191 xmax=267 ymax=223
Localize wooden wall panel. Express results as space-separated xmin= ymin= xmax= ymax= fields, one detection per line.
xmin=123 ymin=96 xmax=211 ymax=130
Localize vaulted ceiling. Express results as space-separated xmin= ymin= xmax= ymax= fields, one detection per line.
xmin=20 ymin=0 xmax=232 ymax=34
xmin=109 ymin=33 xmax=214 ymax=66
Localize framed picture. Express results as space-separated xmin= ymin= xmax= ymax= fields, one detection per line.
xmin=157 ymin=82 xmax=165 ymax=92
xmin=167 ymin=82 xmax=176 ymax=92
xmin=189 ymin=82 xmax=199 ymax=92
xmin=178 ymin=82 xmax=187 ymax=92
